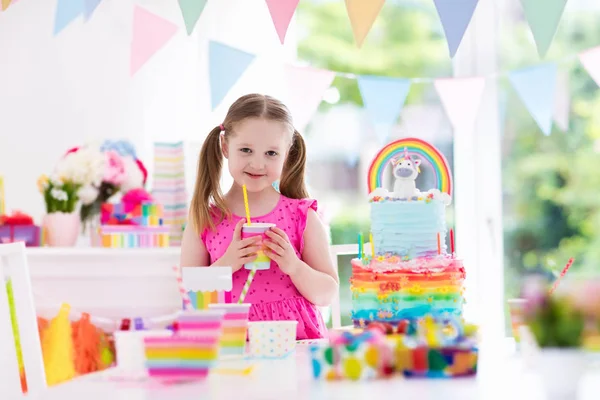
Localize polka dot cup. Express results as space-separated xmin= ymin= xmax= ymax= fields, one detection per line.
xmin=248 ymin=320 xmax=298 ymax=359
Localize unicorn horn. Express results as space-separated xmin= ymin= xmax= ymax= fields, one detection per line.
xmin=404 ymin=147 xmax=409 ymax=159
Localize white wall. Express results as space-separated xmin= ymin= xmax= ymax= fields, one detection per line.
xmin=0 ymin=0 xmax=296 ymax=221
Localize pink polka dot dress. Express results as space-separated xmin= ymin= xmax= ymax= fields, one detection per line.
xmin=201 ymin=195 xmax=328 ymax=340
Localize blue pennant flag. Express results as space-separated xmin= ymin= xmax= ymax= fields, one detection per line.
xmin=357 ymin=75 xmax=411 ymax=144
xmin=209 ymin=41 xmax=255 ymax=110
xmin=433 ymin=0 xmax=479 ymax=58
xmin=54 ymin=0 xmax=85 ymax=35
xmin=84 ymin=0 xmax=102 ymax=20
xmin=508 ymin=63 xmax=557 ymax=136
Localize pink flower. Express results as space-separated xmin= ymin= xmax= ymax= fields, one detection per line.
xmin=103 ymin=151 xmax=126 ymax=185
xmin=122 ymin=188 xmax=154 ymax=213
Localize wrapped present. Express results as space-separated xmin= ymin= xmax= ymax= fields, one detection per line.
xmin=310 ymin=330 xmax=395 ymax=381
xmin=0 ymin=211 xmax=40 ymax=247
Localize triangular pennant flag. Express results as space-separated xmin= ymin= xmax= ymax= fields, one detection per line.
xmin=178 ymin=0 xmax=207 ymax=35
xmin=520 ymin=0 xmax=567 ymax=58
xmin=553 ymin=70 xmax=569 ymax=132
xmin=357 ymin=75 xmax=411 ymax=128
xmin=54 ymin=0 xmax=85 ymax=35
xmin=284 ymin=65 xmax=335 ymax=131
xmin=209 ymin=41 xmax=256 ymax=110
xmin=344 ymin=0 xmax=385 ymax=47
xmin=579 ymin=46 xmax=600 ymax=87
xmin=508 ymin=63 xmax=557 ymax=136
xmin=434 ymin=77 xmax=486 ymax=132
xmin=83 ymin=0 xmax=102 ymax=21
xmin=2 ymin=0 xmax=11 ymax=11
xmin=130 ymin=6 xmax=179 ymax=76
xmin=265 ymin=0 xmax=300 ymax=44
xmin=433 ymin=0 xmax=479 ymax=58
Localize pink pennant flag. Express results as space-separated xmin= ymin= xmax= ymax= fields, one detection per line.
xmin=284 ymin=65 xmax=335 ymax=131
xmin=265 ymin=0 xmax=300 ymax=44
xmin=434 ymin=76 xmax=486 ymax=132
xmin=579 ymin=46 xmax=600 ymax=87
xmin=130 ymin=6 xmax=179 ymax=76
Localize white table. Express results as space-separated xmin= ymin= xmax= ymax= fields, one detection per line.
xmin=29 ymin=343 xmax=600 ymax=400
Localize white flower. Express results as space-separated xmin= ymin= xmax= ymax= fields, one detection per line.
xmin=50 ymin=188 xmax=68 ymax=202
xmin=55 ymin=147 xmax=105 ymax=187
xmin=78 ymin=184 xmax=99 ymax=205
xmin=120 ymin=156 xmax=145 ymax=193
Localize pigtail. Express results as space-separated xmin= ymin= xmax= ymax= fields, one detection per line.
xmin=279 ymin=130 xmax=309 ymax=199
xmin=190 ymin=126 xmax=229 ymax=233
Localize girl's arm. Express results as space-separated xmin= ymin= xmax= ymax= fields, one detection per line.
xmin=180 ymin=223 xmax=210 ymax=267
xmin=288 ymin=209 xmax=339 ymax=307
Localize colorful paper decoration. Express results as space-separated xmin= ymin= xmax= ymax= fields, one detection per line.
xmin=83 ymin=0 xmax=102 ymax=20
xmin=151 ymin=142 xmax=187 ymax=246
xmin=130 ymin=6 xmax=179 ymax=76
xmin=434 ymin=77 xmax=486 ymax=133
xmin=357 ymin=76 xmax=411 ymax=144
xmin=508 ymin=63 xmax=557 ymax=136
xmin=433 ymin=0 xmax=479 ymax=58
xmin=520 ymin=0 xmax=567 ymax=58
xmin=41 ymin=304 xmax=75 ymax=386
xmin=284 ymin=65 xmax=335 ymax=131
xmin=2 ymin=0 xmax=11 ymax=11
xmin=53 ymin=0 xmax=85 ymax=35
xmin=178 ymin=0 xmax=207 ymax=35
xmin=209 ymin=41 xmax=256 ymax=110
xmin=344 ymin=0 xmax=385 ymax=47
xmin=579 ymin=46 xmax=600 ymax=87
xmin=265 ymin=0 xmax=300 ymax=44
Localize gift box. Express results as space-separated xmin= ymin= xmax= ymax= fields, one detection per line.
xmin=0 ymin=212 xmax=41 ymax=247
xmin=309 ymin=330 xmax=395 ymax=381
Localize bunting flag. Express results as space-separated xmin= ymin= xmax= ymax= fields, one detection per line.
xmin=265 ymin=0 xmax=300 ymax=44
xmin=284 ymin=65 xmax=335 ymax=132
xmin=54 ymin=0 xmax=85 ymax=35
xmin=553 ymin=70 xmax=570 ymax=132
xmin=2 ymin=0 xmax=11 ymax=11
xmin=357 ymin=76 xmax=411 ymax=143
xmin=344 ymin=0 xmax=385 ymax=48
xmin=434 ymin=77 xmax=486 ymax=132
xmin=579 ymin=46 xmax=600 ymax=87
xmin=508 ymin=63 xmax=557 ymax=136
xmin=130 ymin=6 xmax=179 ymax=76
xmin=433 ymin=0 xmax=479 ymax=58
xmin=209 ymin=41 xmax=256 ymax=110
xmin=520 ymin=0 xmax=567 ymax=58
xmin=83 ymin=0 xmax=102 ymax=21
xmin=178 ymin=0 xmax=207 ymax=36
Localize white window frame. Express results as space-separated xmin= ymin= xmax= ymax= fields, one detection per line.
xmin=452 ymin=0 xmax=505 ymax=341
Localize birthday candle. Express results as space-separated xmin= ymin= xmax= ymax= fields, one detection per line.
xmin=450 ymin=228 xmax=455 ymax=255
xmin=369 ymin=233 xmax=375 ymax=258
xmin=437 ymin=233 xmax=441 ymax=255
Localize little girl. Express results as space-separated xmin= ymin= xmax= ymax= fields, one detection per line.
xmin=180 ymin=93 xmax=339 ymax=339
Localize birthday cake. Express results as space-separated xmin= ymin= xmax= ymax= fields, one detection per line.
xmin=350 ymin=138 xmax=466 ymax=327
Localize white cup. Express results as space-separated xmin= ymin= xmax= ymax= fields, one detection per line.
xmin=114 ymin=330 xmax=172 ymax=374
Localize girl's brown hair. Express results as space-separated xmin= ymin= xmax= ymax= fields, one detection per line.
xmin=190 ymin=94 xmax=308 ymax=233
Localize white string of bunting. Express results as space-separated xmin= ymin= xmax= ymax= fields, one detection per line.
xmin=1 ymin=0 xmax=591 ymax=139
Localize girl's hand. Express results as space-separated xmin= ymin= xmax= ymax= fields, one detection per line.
xmin=213 ymin=219 xmax=261 ymax=272
xmin=264 ymin=227 xmax=301 ymax=276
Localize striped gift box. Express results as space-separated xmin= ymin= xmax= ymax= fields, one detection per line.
xmin=144 ymin=310 xmax=225 ymax=382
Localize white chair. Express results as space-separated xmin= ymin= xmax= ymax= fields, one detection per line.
xmin=0 ymin=242 xmax=46 ymax=397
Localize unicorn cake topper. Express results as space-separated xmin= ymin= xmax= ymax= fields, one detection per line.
xmin=390 ymin=147 xmax=422 ymax=198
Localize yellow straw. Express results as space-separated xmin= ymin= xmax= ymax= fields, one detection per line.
xmin=242 ymin=184 xmax=251 ymax=225
xmin=369 ymin=233 xmax=375 ymax=257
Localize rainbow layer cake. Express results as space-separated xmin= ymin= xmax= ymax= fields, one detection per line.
xmin=352 ymin=138 xmax=466 ymax=327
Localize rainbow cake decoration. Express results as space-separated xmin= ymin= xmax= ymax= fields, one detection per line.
xmin=351 ymin=138 xmax=466 ymax=327
xmin=97 ymin=200 xmax=170 ymax=248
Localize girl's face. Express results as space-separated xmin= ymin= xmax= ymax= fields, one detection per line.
xmin=222 ymin=118 xmax=289 ymax=193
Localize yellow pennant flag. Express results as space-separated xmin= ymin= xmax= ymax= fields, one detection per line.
xmin=1 ymin=0 xmax=11 ymax=11
xmin=345 ymin=0 xmax=385 ymax=47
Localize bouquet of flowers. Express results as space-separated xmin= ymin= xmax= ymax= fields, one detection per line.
xmin=37 ymin=175 xmax=80 ymax=214
xmin=54 ymin=140 xmax=148 ymax=226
